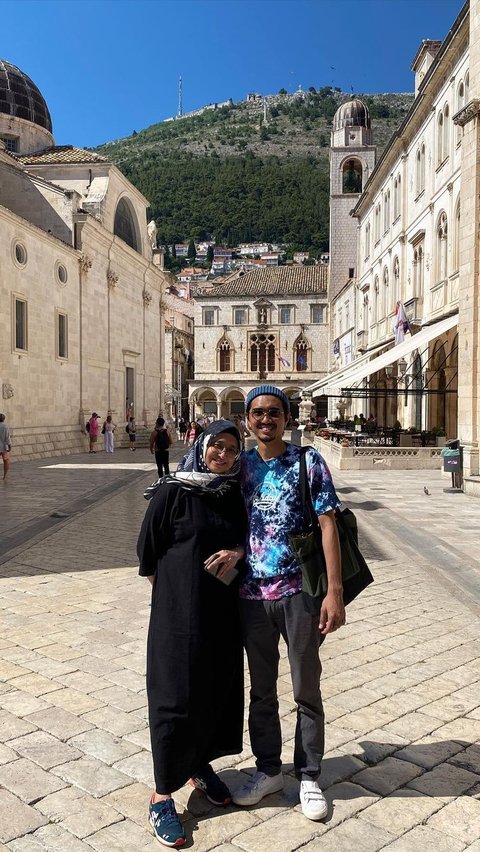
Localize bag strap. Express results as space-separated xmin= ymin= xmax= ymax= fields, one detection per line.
xmin=299 ymin=449 xmax=318 ymax=530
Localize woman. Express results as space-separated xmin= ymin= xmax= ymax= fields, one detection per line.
xmin=87 ymin=412 xmax=100 ymax=454
xmin=103 ymin=415 xmax=116 ymax=453
xmin=137 ymin=420 xmax=246 ymax=848
xmin=184 ymin=419 xmax=203 ymax=448
xmin=126 ymin=416 xmax=136 ymax=451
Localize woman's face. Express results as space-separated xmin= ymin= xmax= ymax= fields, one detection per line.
xmin=204 ymin=431 xmax=239 ymax=474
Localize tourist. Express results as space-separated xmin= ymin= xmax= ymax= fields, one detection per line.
xmin=126 ymin=416 xmax=136 ymax=451
xmin=149 ymin=417 xmax=172 ymax=477
xmin=232 ymin=385 xmax=345 ymax=822
xmin=87 ymin=412 xmax=100 ymax=453
xmin=0 ymin=413 xmax=12 ymax=480
xmin=138 ymin=420 xmax=247 ymax=848
xmin=103 ymin=415 xmax=116 ymax=453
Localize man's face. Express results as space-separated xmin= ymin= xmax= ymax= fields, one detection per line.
xmin=247 ymin=395 xmax=288 ymax=444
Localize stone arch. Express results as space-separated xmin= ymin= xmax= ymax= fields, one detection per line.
xmin=218 ymin=386 xmax=246 ymax=419
xmin=114 ymin=196 xmax=140 ymax=252
xmin=341 ymin=157 xmax=363 ymax=193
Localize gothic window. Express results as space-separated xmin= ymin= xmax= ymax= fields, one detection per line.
xmin=373 ymin=275 xmax=379 ymax=322
xmin=374 ymin=204 xmax=381 ymax=243
xmin=113 ymin=198 xmax=139 ymax=252
xmin=383 ymin=190 xmax=390 ymax=233
xmin=250 ymin=333 xmax=276 ymax=373
xmin=342 ymin=158 xmax=362 ymax=194
xmin=365 ymin=222 xmax=371 ymax=259
xmin=218 ymin=337 xmax=233 ymax=372
xmin=294 ymin=334 xmax=309 ymax=371
xmin=382 ymin=265 xmax=389 ymax=316
xmin=415 ymin=149 xmax=422 ymax=195
xmin=420 ymin=144 xmax=426 ymax=192
xmin=436 ymin=212 xmax=448 ymax=282
xmin=456 ymin=81 xmax=465 ymax=144
xmin=443 ymin=104 xmax=450 ymax=161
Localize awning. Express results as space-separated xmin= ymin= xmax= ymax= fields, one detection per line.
xmin=310 ymin=313 xmax=458 ymax=398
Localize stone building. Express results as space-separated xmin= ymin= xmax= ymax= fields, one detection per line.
xmin=308 ymin=0 xmax=480 ymax=494
xmin=163 ymin=288 xmax=195 ymax=423
xmin=189 ymin=266 xmax=329 ymax=420
xmin=0 ymin=60 xmax=170 ymax=459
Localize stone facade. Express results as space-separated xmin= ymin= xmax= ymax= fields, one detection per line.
xmin=0 ymin=66 xmax=171 ymax=460
xmin=189 ymin=266 xmax=330 ymax=420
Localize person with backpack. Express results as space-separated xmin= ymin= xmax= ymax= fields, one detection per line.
xmin=150 ymin=417 xmax=172 ymax=477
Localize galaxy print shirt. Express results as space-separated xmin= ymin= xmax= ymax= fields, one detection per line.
xmin=239 ymin=444 xmax=340 ymax=600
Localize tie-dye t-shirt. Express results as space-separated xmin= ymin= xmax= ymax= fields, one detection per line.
xmin=239 ymin=443 xmax=340 ymax=600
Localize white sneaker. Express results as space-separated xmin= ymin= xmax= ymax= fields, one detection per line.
xmin=232 ymin=771 xmax=283 ymax=806
xmin=300 ymin=780 xmax=328 ymax=821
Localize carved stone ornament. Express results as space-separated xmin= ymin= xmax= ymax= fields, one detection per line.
xmin=453 ymin=99 xmax=480 ymax=128
xmin=143 ymin=289 xmax=153 ymax=307
xmin=2 ymin=383 xmax=14 ymax=399
xmin=79 ymin=254 xmax=92 ymax=273
xmin=107 ymin=269 xmax=118 ymax=290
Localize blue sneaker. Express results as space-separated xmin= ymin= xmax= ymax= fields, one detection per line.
xmin=190 ymin=764 xmax=232 ymax=806
xmin=149 ymin=797 xmax=186 ymax=848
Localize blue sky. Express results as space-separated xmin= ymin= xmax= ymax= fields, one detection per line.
xmin=1 ymin=0 xmax=463 ymax=148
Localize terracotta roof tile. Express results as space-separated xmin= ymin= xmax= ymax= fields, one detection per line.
xmin=194 ymin=265 xmax=328 ymax=298
xmin=17 ymin=145 xmax=109 ymax=165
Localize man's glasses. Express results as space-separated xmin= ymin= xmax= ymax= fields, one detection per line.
xmin=210 ymin=442 xmax=240 ymax=459
xmin=249 ymin=407 xmax=284 ymax=420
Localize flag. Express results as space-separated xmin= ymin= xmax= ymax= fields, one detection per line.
xmin=276 ymin=351 xmax=291 ymax=368
xmin=392 ymin=302 xmax=409 ymax=345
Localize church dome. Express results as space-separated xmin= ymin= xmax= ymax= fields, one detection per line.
xmin=0 ymin=60 xmax=52 ymax=132
xmin=333 ymin=99 xmax=371 ymax=132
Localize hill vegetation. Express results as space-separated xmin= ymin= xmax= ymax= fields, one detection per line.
xmin=95 ymin=87 xmax=414 ymax=254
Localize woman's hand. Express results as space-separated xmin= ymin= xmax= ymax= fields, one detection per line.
xmin=204 ymin=547 xmax=244 ymax=579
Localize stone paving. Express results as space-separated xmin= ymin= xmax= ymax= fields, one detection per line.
xmin=0 ymin=443 xmax=479 ymax=850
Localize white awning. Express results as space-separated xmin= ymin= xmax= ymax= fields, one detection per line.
xmin=310 ymin=313 xmax=458 ymax=398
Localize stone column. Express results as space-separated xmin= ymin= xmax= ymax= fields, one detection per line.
xmin=454 ymin=0 xmax=480 ymax=482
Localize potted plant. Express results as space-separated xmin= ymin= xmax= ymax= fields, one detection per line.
xmin=431 ymin=426 xmax=446 ymax=447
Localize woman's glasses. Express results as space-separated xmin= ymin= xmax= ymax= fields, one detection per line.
xmin=210 ymin=442 xmax=240 ymax=460
xmin=249 ymin=407 xmax=284 ymax=420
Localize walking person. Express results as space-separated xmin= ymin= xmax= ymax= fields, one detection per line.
xmin=137 ymin=420 xmax=247 ymax=848
xmin=126 ymin=416 xmax=136 ymax=451
xmin=0 ymin=413 xmax=12 ymax=480
xmin=178 ymin=417 xmax=187 ymax=442
xmin=103 ymin=415 xmax=116 ymax=453
xmin=87 ymin=412 xmax=100 ymax=454
xmin=232 ymin=385 xmax=345 ymax=821
xmin=149 ymin=417 xmax=172 ymax=478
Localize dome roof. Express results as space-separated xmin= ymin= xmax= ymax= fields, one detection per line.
xmin=333 ymin=99 xmax=370 ymax=131
xmin=0 ymin=60 xmax=52 ymax=132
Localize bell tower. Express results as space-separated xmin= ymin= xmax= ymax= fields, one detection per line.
xmin=329 ymin=99 xmax=376 ymax=301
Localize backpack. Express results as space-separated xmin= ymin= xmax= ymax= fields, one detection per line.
xmin=125 ymin=424 xmax=130 ymax=433
xmin=85 ymin=421 xmax=90 ymax=433
xmin=155 ymin=429 xmax=170 ymax=450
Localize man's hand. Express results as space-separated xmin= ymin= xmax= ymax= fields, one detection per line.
xmin=319 ymin=590 xmax=345 ymax=635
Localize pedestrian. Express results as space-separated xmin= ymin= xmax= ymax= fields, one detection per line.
xmin=87 ymin=412 xmax=100 ymax=453
xmin=149 ymin=417 xmax=172 ymax=477
xmin=126 ymin=416 xmax=136 ymax=451
xmin=232 ymin=384 xmax=345 ymax=822
xmin=137 ymin=420 xmax=247 ymax=848
xmin=103 ymin=415 xmax=116 ymax=453
xmin=233 ymin=414 xmax=251 ymax=449
xmin=185 ymin=420 xmax=203 ymax=448
xmin=0 ymin=413 xmax=12 ymax=480
xmin=178 ymin=417 xmax=187 ymax=440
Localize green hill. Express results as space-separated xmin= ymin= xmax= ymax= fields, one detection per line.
xmin=95 ymin=88 xmax=413 ymax=254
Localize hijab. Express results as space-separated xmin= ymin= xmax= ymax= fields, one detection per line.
xmin=144 ymin=419 xmax=241 ymax=500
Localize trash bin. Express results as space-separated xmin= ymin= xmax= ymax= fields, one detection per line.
xmin=440 ymin=439 xmax=463 ymax=490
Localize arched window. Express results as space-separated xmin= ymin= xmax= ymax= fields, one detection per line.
xmin=365 ymin=222 xmax=371 ymax=258
xmin=114 ymin=198 xmax=139 ymax=252
xmin=373 ymin=275 xmax=379 ymax=322
xmin=436 ymin=212 xmax=448 ymax=282
xmin=374 ymin=204 xmax=381 ymax=243
xmin=456 ymin=81 xmax=465 ymax=144
xmin=393 ymin=256 xmax=400 ymax=304
xmin=250 ymin=333 xmax=276 ymax=374
xmin=443 ymin=104 xmax=450 ymax=161
xmin=437 ymin=112 xmax=444 ymax=165
xmin=342 ymin=158 xmax=363 ymax=193
xmin=420 ymin=144 xmax=426 ymax=192
xmin=383 ymin=191 xmax=390 ymax=233
xmin=465 ymin=71 xmax=469 ymax=102
xmin=363 ymin=292 xmax=369 ymax=332
xmin=453 ymin=200 xmax=460 ymax=273
xmin=382 ymin=265 xmax=389 ymax=316
xmin=218 ymin=337 xmax=233 ymax=372
xmin=393 ymin=175 xmax=401 ymax=219
xmin=294 ymin=334 xmax=309 ymax=371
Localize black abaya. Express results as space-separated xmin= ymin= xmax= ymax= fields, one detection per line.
xmin=137 ymin=480 xmax=246 ymax=794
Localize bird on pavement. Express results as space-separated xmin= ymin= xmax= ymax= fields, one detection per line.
xmin=423 ymin=487 xmax=431 ymax=495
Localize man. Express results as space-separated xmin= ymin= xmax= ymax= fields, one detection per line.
xmin=0 ymin=413 xmax=12 ymax=480
xmin=233 ymin=385 xmax=345 ymax=821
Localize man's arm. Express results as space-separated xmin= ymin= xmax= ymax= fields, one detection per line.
xmin=318 ymin=510 xmax=345 ymax=635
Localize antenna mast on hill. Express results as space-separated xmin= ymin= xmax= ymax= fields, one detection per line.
xmin=178 ymin=76 xmax=183 ymax=117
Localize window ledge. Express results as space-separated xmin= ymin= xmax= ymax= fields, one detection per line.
xmin=414 ymin=190 xmax=425 ymax=202
xmin=435 ymin=156 xmax=449 ymax=173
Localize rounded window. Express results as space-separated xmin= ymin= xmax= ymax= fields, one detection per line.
xmin=13 ymin=241 xmax=27 ymax=267
xmin=56 ymin=262 xmax=68 ymax=285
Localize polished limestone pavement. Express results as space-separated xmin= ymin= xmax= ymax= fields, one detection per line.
xmin=0 ymin=441 xmax=479 ymax=850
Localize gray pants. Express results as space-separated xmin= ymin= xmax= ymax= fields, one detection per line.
xmin=239 ymin=592 xmax=324 ymax=781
